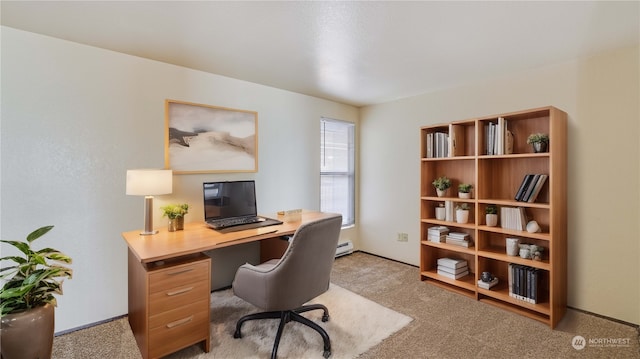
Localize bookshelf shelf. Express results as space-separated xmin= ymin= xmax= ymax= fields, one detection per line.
xmin=419 ymin=106 xmax=567 ymax=328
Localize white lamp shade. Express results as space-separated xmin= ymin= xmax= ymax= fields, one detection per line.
xmin=126 ymin=169 xmax=173 ymax=196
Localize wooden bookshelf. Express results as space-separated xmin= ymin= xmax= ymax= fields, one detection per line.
xmin=419 ymin=106 xmax=567 ymax=328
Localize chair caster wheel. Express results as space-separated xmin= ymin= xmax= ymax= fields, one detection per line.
xmin=323 ymin=350 xmax=331 ymax=358
xmin=322 ymin=314 xmax=330 ymax=322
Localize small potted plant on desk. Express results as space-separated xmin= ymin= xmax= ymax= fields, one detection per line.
xmin=458 ymin=183 xmax=473 ymax=199
xmin=432 ymin=176 xmax=451 ymax=197
xmin=161 ymin=203 xmax=189 ymax=232
xmin=0 ymin=225 xmax=72 ymax=359
xmin=527 ymin=133 xmax=549 ymax=153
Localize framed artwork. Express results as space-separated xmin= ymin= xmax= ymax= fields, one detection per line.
xmin=165 ymin=99 xmax=258 ymax=174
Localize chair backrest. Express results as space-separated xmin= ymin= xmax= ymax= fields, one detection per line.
xmin=242 ymin=213 xmax=342 ymax=310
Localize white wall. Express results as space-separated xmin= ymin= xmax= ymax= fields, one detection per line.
xmin=0 ymin=27 xmax=358 ymax=332
xmin=359 ymin=45 xmax=640 ymax=325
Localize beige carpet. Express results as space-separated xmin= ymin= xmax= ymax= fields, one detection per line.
xmin=52 ymin=284 xmax=412 ymax=359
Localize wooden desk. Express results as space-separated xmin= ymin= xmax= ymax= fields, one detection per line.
xmin=122 ymin=211 xmax=333 ymax=359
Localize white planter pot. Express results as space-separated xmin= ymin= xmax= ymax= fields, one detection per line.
xmin=436 ymin=189 xmax=446 ymax=197
xmin=456 ymin=210 xmax=469 ymax=224
xmin=435 ymin=207 xmax=446 ymax=221
xmin=458 ymin=192 xmax=471 ymax=199
xmin=486 ymin=214 xmax=498 ymax=227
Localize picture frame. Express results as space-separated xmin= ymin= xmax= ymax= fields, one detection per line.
xmin=165 ymin=99 xmax=258 ymax=174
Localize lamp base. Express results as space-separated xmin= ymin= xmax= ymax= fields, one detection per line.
xmin=139 ymin=230 xmax=159 ymax=236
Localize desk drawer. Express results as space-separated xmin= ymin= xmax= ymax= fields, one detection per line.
xmin=149 ymin=280 xmax=209 ymax=315
xmin=149 ymin=261 xmax=209 ymax=294
xmin=149 ymin=298 xmax=209 ymax=330
xmin=148 ymin=307 xmax=209 ymax=359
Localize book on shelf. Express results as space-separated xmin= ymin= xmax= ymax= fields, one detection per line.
xmin=514 ymin=174 xmax=535 ymax=201
xmin=447 ymin=232 xmax=469 ymax=240
xmin=425 ymin=131 xmax=450 ymax=158
xmin=527 ymin=175 xmax=547 ymax=203
xmin=500 ymin=207 xmax=527 ymax=231
xmin=484 ymin=118 xmax=509 ymax=155
xmin=437 ymin=264 xmax=469 ymax=275
xmin=427 ymin=226 xmax=449 ymax=243
xmin=515 ymin=174 xmax=548 ymax=202
xmin=508 ymin=264 xmax=540 ymax=304
xmin=445 ymin=232 xmax=472 ymax=248
xmin=437 ymin=269 xmax=469 ymax=280
xmin=521 ymin=174 xmax=540 ymax=202
xmin=437 ymin=257 xmax=468 ymax=269
xmin=445 ymin=237 xmax=472 ymax=247
xmin=477 ymin=277 xmax=499 ymax=290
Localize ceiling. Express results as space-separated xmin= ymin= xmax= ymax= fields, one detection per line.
xmin=2 ymin=1 xmax=639 ymax=107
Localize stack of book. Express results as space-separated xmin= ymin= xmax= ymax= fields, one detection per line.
xmin=514 ymin=174 xmax=548 ymax=203
xmin=484 ymin=117 xmax=512 ymax=155
xmin=427 ymin=226 xmax=449 ymax=243
xmin=424 ymin=131 xmax=449 ymax=158
xmin=437 ymin=258 xmax=469 ymax=280
xmin=500 ymin=207 xmax=527 ymax=231
xmin=508 ymin=264 xmax=540 ymax=304
xmin=445 ymin=232 xmax=472 ymax=248
xmin=477 ymin=277 xmax=499 ymax=290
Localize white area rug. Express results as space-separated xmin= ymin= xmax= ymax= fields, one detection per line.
xmin=166 ymin=284 xmax=413 ymax=359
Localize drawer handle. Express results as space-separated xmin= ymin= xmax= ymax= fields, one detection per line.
xmin=166 ymin=287 xmax=193 ymax=296
xmin=167 ymin=268 xmax=194 ymax=276
xmin=166 ymin=316 xmax=193 ymax=329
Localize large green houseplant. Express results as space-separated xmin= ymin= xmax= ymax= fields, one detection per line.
xmin=0 ymin=225 xmax=72 ymax=359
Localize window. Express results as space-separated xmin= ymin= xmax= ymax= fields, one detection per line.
xmin=320 ymin=118 xmax=355 ymax=226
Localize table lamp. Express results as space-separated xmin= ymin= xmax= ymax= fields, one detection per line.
xmin=126 ymin=169 xmax=173 ymax=235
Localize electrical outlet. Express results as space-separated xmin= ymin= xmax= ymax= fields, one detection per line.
xmin=397 ymin=232 xmax=409 ymax=242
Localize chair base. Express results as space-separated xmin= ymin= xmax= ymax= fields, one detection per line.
xmin=233 ymin=303 xmax=331 ymax=359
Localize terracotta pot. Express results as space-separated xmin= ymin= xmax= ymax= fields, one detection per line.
xmin=0 ymin=303 xmax=55 ymax=359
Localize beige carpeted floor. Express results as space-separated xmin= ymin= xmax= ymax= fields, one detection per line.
xmin=53 ymin=252 xmax=639 ymax=358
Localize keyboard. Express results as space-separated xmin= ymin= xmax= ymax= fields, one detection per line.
xmin=207 ymin=216 xmax=262 ymax=230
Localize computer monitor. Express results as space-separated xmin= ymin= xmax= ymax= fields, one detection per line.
xmin=203 ymin=180 xmax=257 ymax=221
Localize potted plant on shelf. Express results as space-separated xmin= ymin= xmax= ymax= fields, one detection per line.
xmin=432 ymin=176 xmax=451 ymax=197
xmin=458 ymin=183 xmax=473 ymax=199
xmin=161 ymin=203 xmax=189 ymax=232
xmin=527 ymin=133 xmax=549 ymax=153
xmin=485 ymin=204 xmax=498 ymax=227
xmin=0 ymin=225 xmax=72 ymax=359
xmin=455 ymin=203 xmax=470 ymax=224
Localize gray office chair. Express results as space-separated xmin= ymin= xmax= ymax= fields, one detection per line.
xmin=232 ymin=214 xmax=342 ymax=359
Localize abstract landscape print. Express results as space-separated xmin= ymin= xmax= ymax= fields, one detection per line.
xmin=165 ymin=100 xmax=257 ymax=173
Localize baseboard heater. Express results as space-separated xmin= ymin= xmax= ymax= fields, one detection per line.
xmin=335 ymin=240 xmax=354 ymax=258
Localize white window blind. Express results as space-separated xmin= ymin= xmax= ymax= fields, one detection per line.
xmin=320 ymin=118 xmax=355 ymax=226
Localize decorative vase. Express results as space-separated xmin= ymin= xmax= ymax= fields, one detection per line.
xmin=436 ymin=189 xmax=446 ymax=197
xmin=0 ymin=303 xmax=54 ymax=359
xmin=532 ymin=142 xmax=547 ymax=153
xmin=506 ymin=238 xmax=520 ymax=256
xmin=435 ymin=207 xmax=446 ymax=221
xmin=455 ymin=209 xmax=469 ymax=224
xmin=168 ymin=217 xmax=184 ymax=232
xmin=486 ymin=214 xmax=498 ymax=227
